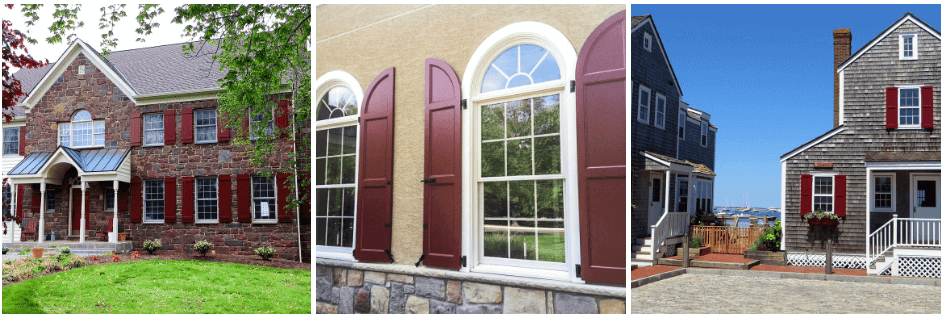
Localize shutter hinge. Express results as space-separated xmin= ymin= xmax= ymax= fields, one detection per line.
xmin=576 ymin=264 xmax=582 ymax=277
xmin=423 ymin=223 xmax=428 ymax=229
xmin=384 ymin=249 xmax=395 ymax=264
xmin=384 ymin=222 xmax=391 ymax=228
xmin=461 ymin=99 xmax=467 ymax=110
xmin=570 ymin=80 xmax=576 ymax=93
xmin=415 ymin=254 xmax=426 ymax=267
xmin=460 ymin=255 xmax=467 ymax=267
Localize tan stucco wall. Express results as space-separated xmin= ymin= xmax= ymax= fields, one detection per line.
xmin=316 ymin=4 xmax=625 ymax=265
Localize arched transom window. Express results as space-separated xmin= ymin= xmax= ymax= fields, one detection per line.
xmin=317 ymin=86 xmax=358 ymax=121
xmin=59 ymin=110 xmax=105 ymax=148
xmin=481 ymin=44 xmax=561 ymax=93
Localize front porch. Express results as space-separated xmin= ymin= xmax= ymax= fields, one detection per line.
xmin=4 ymin=240 xmax=133 ymax=255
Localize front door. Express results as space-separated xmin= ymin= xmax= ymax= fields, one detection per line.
xmin=71 ymin=189 xmax=81 ymax=235
xmin=912 ymin=175 xmax=941 ymax=243
xmin=648 ymin=173 xmax=664 ymax=234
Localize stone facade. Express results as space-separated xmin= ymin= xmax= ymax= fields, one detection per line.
xmin=315 ymin=264 xmax=625 ymax=314
xmin=16 ymin=52 xmax=311 ymax=261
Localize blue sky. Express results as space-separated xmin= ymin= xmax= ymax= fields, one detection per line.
xmin=630 ymin=4 xmax=941 ymax=208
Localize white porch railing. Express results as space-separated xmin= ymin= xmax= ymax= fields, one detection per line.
xmin=650 ymin=212 xmax=689 ymax=258
xmin=867 ymin=215 xmax=941 ymax=267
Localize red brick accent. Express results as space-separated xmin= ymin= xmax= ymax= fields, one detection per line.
xmin=833 ymin=28 xmax=852 ymax=128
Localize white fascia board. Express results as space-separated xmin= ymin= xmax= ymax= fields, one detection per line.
xmin=837 ymin=15 xmax=942 ymax=73
xmin=23 ymin=39 xmax=138 ymax=109
xmin=630 ymin=17 xmax=651 ymax=33
xmin=865 ymin=161 xmax=942 ymax=169
xmin=780 ymin=126 xmax=845 ymax=162
xmin=839 ymin=71 xmax=844 ymax=125
xmin=135 ymin=87 xmax=224 ymax=99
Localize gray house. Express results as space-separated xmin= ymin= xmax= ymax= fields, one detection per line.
xmin=780 ymin=13 xmax=940 ymax=277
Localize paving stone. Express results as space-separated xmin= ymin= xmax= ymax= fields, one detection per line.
xmin=415 ymin=276 xmax=446 ymax=300
xmin=388 ymin=273 xmax=415 ymax=284
xmin=429 ymin=299 xmax=456 ymax=314
xmin=405 ymin=295 xmax=430 ymax=314
xmin=338 ymin=287 xmax=356 ymax=314
xmin=347 ymin=269 xmax=363 ymax=286
xmin=445 ymin=280 xmax=462 ymax=304
xmin=353 ymin=288 xmax=371 ymax=314
xmin=316 ymin=302 xmax=338 ymax=314
xmin=503 ymin=287 xmax=546 ymax=313
xmin=463 ymin=281 xmax=501 ymax=303
xmin=371 ymin=285 xmax=390 ymax=314
xmin=456 ymin=304 xmax=502 ymax=314
xmin=364 ymin=271 xmax=386 ymax=285
xmin=315 ymin=275 xmax=331 ymax=301
xmin=333 ymin=268 xmax=347 ymax=286
xmin=599 ymin=299 xmax=626 ymax=314
xmin=555 ymin=292 xmax=598 ymax=314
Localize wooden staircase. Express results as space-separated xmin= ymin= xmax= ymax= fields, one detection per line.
xmin=631 ymin=235 xmax=684 ymax=267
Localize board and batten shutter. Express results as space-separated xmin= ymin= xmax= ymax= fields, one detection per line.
xmin=181 ymin=109 xmax=194 ymax=143
xmin=237 ymin=174 xmax=252 ymax=222
xmin=181 ymin=177 xmax=194 ymax=223
xmin=921 ymin=86 xmax=934 ymax=129
xmin=218 ymin=112 xmax=231 ymax=142
xmin=164 ymin=177 xmax=176 ymax=223
xmin=164 ymin=110 xmax=176 ymax=144
xmin=15 ymin=185 xmax=24 ymax=222
xmin=355 ymin=67 xmax=396 ymax=263
xmin=218 ymin=175 xmax=232 ymax=222
xmin=30 ymin=187 xmax=41 ymax=213
xmin=886 ymin=87 xmax=898 ymax=129
xmin=130 ymin=113 xmax=142 ymax=146
xmin=421 ymin=58 xmax=462 ymax=270
xmin=276 ymin=100 xmax=292 ymax=138
xmin=576 ymin=10 xmax=627 ymax=285
xmin=834 ymin=175 xmax=846 ymax=217
xmin=800 ymin=174 xmax=812 ymax=217
xmin=130 ymin=178 xmax=142 ymax=223
xmin=18 ymin=128 xmax=25 ymax=154
xmin=277 ymin=173 xmax=292 ymax=223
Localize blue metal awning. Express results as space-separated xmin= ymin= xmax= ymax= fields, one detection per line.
xmin=7 ymin=146 xmax=130 ymax=175
xmin=8 ymin=151 xmax=54 ymax=175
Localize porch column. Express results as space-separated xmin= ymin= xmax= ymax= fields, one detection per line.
xmin=38 ymin=183 xmax=46 ymax=243
xmin=112 ymin=180 xmax=118 ymax=243
xmin=664 ymin=170 xmax=671 ymax=213
xmin=80 ymin=180 xmax=86 ymax=243
xmin=9 ymin=185 xmax=15 ymax=243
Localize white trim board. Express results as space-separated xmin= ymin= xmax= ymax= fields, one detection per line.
xmin=836 ymin=14 xmax=941 ymax=73
xmin=780 ymin=126 xmax=845 ymax=162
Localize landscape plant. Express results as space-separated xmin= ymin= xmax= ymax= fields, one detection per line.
xmin=690 ymin=236 xmax=702 ymax=248
xmin=2 ymin=246 xmax=8 ymax=254
xmin=193 ymin=241 xmax=213 ymax=257
xmin=253 ymin=246 xmax=277 ymax=260
xmin=59 ymin=246 xmax=70 ymax=254
xmin=18 ymin=249 xmax=29 ymax=255
xmin=142 ymin=239 xmax=162 ymax=254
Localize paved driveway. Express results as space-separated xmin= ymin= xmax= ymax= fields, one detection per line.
xmin=632 ymin=274 xmax=940 ymax=313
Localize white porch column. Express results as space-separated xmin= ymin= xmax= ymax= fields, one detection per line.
xmin=38 ymin=183 xmax=46 ymax=243
xmin=664 ymin=170 xmax=671 ymax=213
xmin=112 ymin=180 xmax=118 ymax=243
xmin=80 ymin=180 xmax=86 ymax=243
xmin=10 ymin=185 xmax=16 ymax=243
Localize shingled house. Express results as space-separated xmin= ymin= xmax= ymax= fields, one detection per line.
xmin=5 ymin=39 xmax=311 ymax=261
xmin=779 ymin=13 xmax=939 ymax=277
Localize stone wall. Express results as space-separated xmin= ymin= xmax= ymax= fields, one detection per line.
xmin=315 ymin=264 xmax=625 ymax=314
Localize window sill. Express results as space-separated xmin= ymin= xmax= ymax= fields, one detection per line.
xmin=870 ymin=208 xmax=896 ymax=213
xmin=252 ymin=220 xmax=278 ymax=224
xmin=143 ymin=144 xmax=164 ymax=148
xmin=899 ymin=57 xmax=918 ymax=61
xmin=142 ymin=221 xmax=164 ymax=224
xmin=897 ymin=126 xmax=922 ymax=130
xmin=194 ymin=141 xmax=218 ymax=145
xmin=316 ymin=250 xmax=355 ymax=261
xmin=195 ymin=220 xmax=220 ymax=224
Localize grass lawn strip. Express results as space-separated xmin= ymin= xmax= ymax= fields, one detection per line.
xmin=3 ymin=260 xmax=311 ymax=314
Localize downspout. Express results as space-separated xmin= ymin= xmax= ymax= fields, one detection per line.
xmin=292 ymin=95 xmax=302 ymax=263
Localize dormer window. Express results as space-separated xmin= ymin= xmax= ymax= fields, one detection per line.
xmin=643 ymin=32 xmax=652 ymax=52
xmin=700 ymin=120 xmax=708 ymax=147
xmin=899 ymin=33 xmax=917 ymax=60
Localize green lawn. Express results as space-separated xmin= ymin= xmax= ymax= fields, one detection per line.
xmin=2 ymin=260 xmax=310 ymax=314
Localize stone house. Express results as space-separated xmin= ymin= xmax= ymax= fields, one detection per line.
xmin=779 ymin=13 xmax=940 ymax=277
xmin=5 ymin=38 xmax=311 ymax=262
xmin=630 ymin=14 xmax=718 ymax=265
xmin=315 ymin=4 xmax=625 ymax=314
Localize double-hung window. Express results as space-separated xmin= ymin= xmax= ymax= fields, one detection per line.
xmin=677 ymin=110 xmax=685 ymax=140
xmin=105 ymin=189 xmax=115 ymax=211
xmin=59 ymin=110 xmax=105 ymax=148
xmin=46 ymin=189 xmax=56 ymax=212
xmin=195 ymin=109 xmax=217 ymax=143
xmin=3 ymin=127 xmax=18 ymax=155
xmin=251 ymin=109 xmax=274 ymax=140
xmin=143 ymin=113 xmax=164 ymax=146
xmin=677 ymin=176 xmax=688 ymax=212
xmin=2 ymin=185 xmax=10 ymax=216
xmin=252 ymin=176 xmax=277 ymax=222
xmin=872 ymin=174 xmax=895 ymax=211
xmin=700 ymin=120 xmax=708 ymax=147
xmin=316 ymin=83 xmax=360 ymax=253
xmin=144 ymin=179 xmax=164 ymax=223
xmin=643 ymin=32 xmax=652 ymax=52
xmin=654 ymin=93 xmax=666 ymax=129
xmin=196 ymin=177 xmax=218 ymax=222
xmin=899 ymin=33 xmax=917 ymax=60
xmin=637 ymin=86 xmax=651 ymax=124
xmin=898 ymin=87 xmax=920 ymax=128
xmin=813 ymin=175 xmax=834 ymax=213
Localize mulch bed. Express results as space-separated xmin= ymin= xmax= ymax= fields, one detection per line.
xmin=664 ymin=253 xmax=755 ymax=264
xmin=631 ymin=265 xmax=681 ymax=281
xmin=749 ymin=264 xmax=871 ymax=276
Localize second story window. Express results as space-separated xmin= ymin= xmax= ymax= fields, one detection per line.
xmin=643 ymin=32 xmax=652 ymax=52
xmin=195 ymin=109 xmax=217 ymax=143
xmin=899 ymin=33 xmax=917 ymax=60
xmin=144 ymin=113 xmax=164 ymax=146
xmin=678 ymin=110 xmax=685 ymax=139
xmin=251 ymin=108 xmax=274 ymax=141
xmin=59 ymin=110 xmax=105 ymax=148
xmin=899 ymin=87 xmax=920 ymax=128
xmin=3 ymin=127 xmax=18 ymax=155
xmin=637 ymin=85 xmax=651 ymax=124
xmin=700 ymin=120 xmax=708 ymax=147
xmin=654 ymin=93 xmax=666 ymax=129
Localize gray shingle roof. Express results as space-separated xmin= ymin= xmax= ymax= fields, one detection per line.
xmin=631 ymin=15 xmax=649 ymax=28
xmin=686 ymin=107 xmax=717 ymax=129
xmin=643 ymin=151 xmax=717 ymax=176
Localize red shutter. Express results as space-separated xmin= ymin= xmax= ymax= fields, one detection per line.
xmin=218 ymin=175 xmax=232 ymax=223
xmin=181 ymin=177 xmax=194 ymax=223
xmin=886 ymin=87 xmax=898 ymax=129
xmin=277 ymin=100 xmax=291 ymax=138
xmin=19 ymin=128 xmax=26 ymax=154
xmin=218 ymin=112 xmax=231 ymax=142
xmin=241 ymin=113 xmax=250 ymax=141
xmin=355 ymin=67 xmax=396 ymax=263
xmin=921 ymin=86 xmax=934 ymax=129
xmin=181 ymin=109 xmax=194 ymax=144
xmin=164 ymin=177 xmax=176 ymax=223
xmin=15 ymin=185 xmax=25 ymax=222
xmin=422 ymin=58 xmax=462 ymax=270
xmin=118 ymin=184 xmax=128 ymax=211
xmin=800 ymin=174 xmax=812 ymax=217
xmin=163 ymin=110 xmax=176 ymax=144
xmin=130 ymin=178 xmax=142 ymax=223
xmin=31 ymin=186 xmax=41 ymax=213
xmin=277 ymin=173 xmax=292 ymax=223
xmin=237 ymin=174 xmax=252 ymax=223
xmin=576 ymin=10 xmax=627 ymax=285
xmin=834 ymin=175 xmax=846 ymax=218
xmin=130 ymin=113 xmax=142 ymax=147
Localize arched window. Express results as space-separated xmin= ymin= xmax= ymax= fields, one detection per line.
xmin=60 ymin=110 xmax=105 ymax=148
xmin=314 ymin=70 xmax=364 ymax=260
xmin=462 ymin=21 xmax=579 ymax=279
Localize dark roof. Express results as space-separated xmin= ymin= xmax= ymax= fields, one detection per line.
xmin=780 ymin=125 xmax=844 ymax=159
xmin=686 ymin=107 xmax=717 ymax=129
xmin=8 ymin=151 xmax=54 ymax=175
xmin=631 ymin=15 xmax=650 ymax=28
xmin=8 ymin=147 xmax=129 ymax=175
xmin=837 ymin=12 xmax=940 ymax=71
xmin=643 ymin=151 xmax=716 ymax=175
xmin=865 ymin=151 xmax=941 ymax=162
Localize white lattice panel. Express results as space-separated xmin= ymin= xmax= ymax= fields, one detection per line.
xmin=786 ymin=253 xmax=866 ymax=269
xmin=898 ymin=257 xmax=941 ymax=278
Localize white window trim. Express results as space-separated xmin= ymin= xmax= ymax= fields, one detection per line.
xmin=812 ymin=174 xmax=836 ymax=214
xmin=315 ymin=71 xmax=364 ymax=129
xmin=143 ymin=113 xmax=164 ymax=147
xmin=194 ymin=109 xmax=218 ymax=144
xmin=251 ymin=175 xmax=278 ymax=223
xmin=896 ymin=85 xmax=922 ymax=129
xmin=143 ymin=179 xmax=164 ymax=224
xmin=637 ymin=85 xmax=651 ymax=125
xmin=654 ymin=93 xmax=666 ymax=129
xmin=898 ymin=33 xmax=918 ymax=61
xmin=461 ymin=21 xmax=582 ymax=282
xmin=59 ymin=111 xmax=106 ymax=149
xmin=643 ymin=32 xmax=653 ymax=52
xmin=675 ymin=175 xmax=689 ymax=213
xmin=195 ymin=177 xmax=219 ymax=223
xmin=871 ymin=173 xmax=896 ymax=212
xmin=700 ymin=120 xmax=708 ymax=148
xmin=3 ymin=127 xmax=19 ymax=156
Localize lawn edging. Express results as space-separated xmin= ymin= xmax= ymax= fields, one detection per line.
xmin=630 ymin=268 xmax=686 ymax=288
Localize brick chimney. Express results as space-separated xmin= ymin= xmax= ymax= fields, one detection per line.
xmin=833 ymin=29 xmax=852 ymax=128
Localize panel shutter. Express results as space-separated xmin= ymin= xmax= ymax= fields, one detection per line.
xmin=19 ymin=128 xmax=25 ymax=154
xmin=421 ymin=58 xmax=462 ymax=270
xmin=237 ymin=174 xmax=252 ymax=223
xmin=834 ymin=175 xmax=846 ymax=218
xmin=576 ymin=10 xmax=627 ymax=285
xmin=277 ymin=172 xmax=292 ymax=223
xmin=181 ymin=177 xmax=194 ymax=223
xmin=355 ymin=67 xmax=396 ymax=263
xmin=130 ymin=113 xmax=142 ymax=146
xmin=218 ymin=175 xmax=232 ymax=223
xmin=16 ymin=185 xmax=24 ymax=222
xmin=181 ymin=109 xmax=194 ymax=144
xmin=277 ymin=100 xmax=292 ymax=138
xmin=164 ymin=177 xmax=176 ymax=223
xmin=218 ymin=113 xmax=231 ymax=142
xmin=164 ymin=110 xmax=176 ymax=144
xmin=800 ymin=174 xmax=812 ymax=217
xmin=886 ymin=87 xmax=898 ymax=129
xmin=30 ymin=186 xmax=41 ymax=214
xmin=130 ymin=178 xmax=142 ymax=223
xmin=921 ymin=86 xmax=933 ymax=129
xmin=118 ymin=184 xmax=128 ymax=211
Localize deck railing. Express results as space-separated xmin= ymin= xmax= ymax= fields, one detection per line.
xmin=867 ymin=215 xmax=941 ymax=267
xmin=690 ymin=226 xmax=766 ymax=254
xmin=650 ymin=212 xmax=689 ymax=258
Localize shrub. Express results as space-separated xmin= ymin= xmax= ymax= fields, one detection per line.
xmin=60 ymin=246 xmax=71 ymax=254
xmin=143 ymin=239 xmax=162 ymax=254
xmin=690 ymin=237 xmax=703 ymax=248
xmin=193 ymin=241 xmax=214 ymax=257
xmin=254 ymin=246 xmax=277 ymax=260
xmin=90 ymin=255 xmax=100 ymax=261
xmin=2 ymin=246 xmax=8 ymax=254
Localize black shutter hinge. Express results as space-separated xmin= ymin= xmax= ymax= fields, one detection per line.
xmin=461 ymin=99 xmax=467 ymax=110
xmin=423 ymin=223 xmax=428 ymax=229
xmin=460 ymin=255 xmax=467 ymax=267
xmin=415 ymin=254 xmax=426 ymax=267
xmin=421 ymin=178 xmax=437 ymax=184
xmin=384 ymin=249 xmax=395 ymax=264
xmin=570 ymin=80 xmax=576 ymax=93
xmin=384 ymin=222 xmax=391 ymax=228
xmin=576 ymin=264 xmax=582 ymax=277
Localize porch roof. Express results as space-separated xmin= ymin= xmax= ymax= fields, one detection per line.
xmin=9 ymin=147 xmax=130 ymax=175
xmin=864 ymin=151 xmax=942 ymax=162
xmin=642 ymin=151 xmax=715 ymax=176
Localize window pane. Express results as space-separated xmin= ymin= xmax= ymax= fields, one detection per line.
xmin=317 ymin=86 xmax=357 ymax=121
xmin=484 ymin=181 xmax=508 ymax=219
xmin=342 ymin=188 xmax=355 ymax=217
xmin=505 ymin=99 xmax=531 ymax=138
xmin=537 ymin=221 xmax=565 ymax=262
xmin=252 ymin=176 xmax=276 ymax=220
xmin=326 ymin=218 xmax=342 ymax=247
xmin=481 ymin=141 xmax=505 ymax=178
xmin=316 ymin=130 xmax=328 ymax=157
xmin=534 ymin=136 xmax=560 ymax=175
xmin=341 ymin=156 xmax=356 ymax=184
xmin=481 ymin=104 xmax=504 ymax=141
xmin=814 ymin=177 xmax=832 ymax=195
xmin=533 ymin=95 xmax=559 ymax=135
xmin=315 ymin=158 xmax=326 ymax=186
xmin=917 ymin=181 xmax=936 ymax=207
xmin=316 ymin=188 xmax=328 ymax=217
xmin=509 ymin=181 xmax=534 ymax=219
xmin=342 ymin=126 xmax=357 ymax=155
xmin=316 ymin=218 xmax=327 ymax=245
xmin=325 ymin=157 xmax=341 ymax=185
xmin=94 ymin=121 xmax=105 ymax=133
xmin=536 ymin=179 xmax=564 ymax=220
xmin=506 ymin=139 xmax=532 ymax=176
xmin=327 ymin=128 xmax=343 ymax=156
xmin=484 ymin=221 xmax=509 ymax=258
xmin=342 ymin=218 xmax=354 ymax=248
xmin=72 ymin=110 xmax=91 ymax=121
xmin=481 ymin=44 xmax=560 ymax=93
xmin=327 ymin=188 xmax=342 ymax=216
xmin=509 ymin=220 xmax=536 ymax=260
